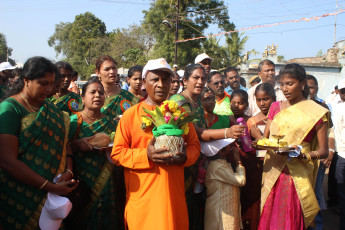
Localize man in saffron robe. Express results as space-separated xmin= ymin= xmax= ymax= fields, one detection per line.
xmin=111 ymin=58 xmax=200 ymax=230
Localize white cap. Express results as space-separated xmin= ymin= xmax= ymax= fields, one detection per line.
xmin=339 ymin=78 xmax=345 ymax=90
xmin=0 ymin=62 xmax=16 ymax=72
xmin=142 ymin=58 xmax=175 ymax=79
xmin=176 ymin=70 xmax=184 ymax=79
xmin=200 ymin=138 xmax=235 ymax=157
xmin=173 ymin=64 xmax=178 ymax=68
xmin=195 ymin=53 xmax=213 ymax=64
xmin=39 ymin=193 xmax=72 ymax=230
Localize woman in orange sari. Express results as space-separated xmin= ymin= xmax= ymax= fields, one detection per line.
xmin=258 ymin=63 xmax=329 ymax=229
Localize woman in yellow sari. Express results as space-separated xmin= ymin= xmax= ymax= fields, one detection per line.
xmin=258 ymin=63 xmax=329 ymax=229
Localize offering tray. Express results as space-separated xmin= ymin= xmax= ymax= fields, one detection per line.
xmin=252 ymin=140 xmax=295 ymax=152
xmin=94 ymin=142 xmax=113 ymax=150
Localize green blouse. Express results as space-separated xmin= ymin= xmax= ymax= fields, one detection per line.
xmin=0 ymin=98 xmax=29 ymax=136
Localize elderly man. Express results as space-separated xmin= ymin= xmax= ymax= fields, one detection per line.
xmin=246 ymin=59 xmax=285 ymax=116
xmin=195 ymin=53 xmax=212 ymax=76
xmin=224 ymin=67 xmax=247 ymax=96
xmin=111 ymin=58 xmax=200 ymax=230
xmin=207 ymin=71 xmax=233 ymax=116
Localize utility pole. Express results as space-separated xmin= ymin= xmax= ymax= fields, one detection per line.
xmin=334 ymin=0 xmax=337 ymax=46
xmin=174 ymin=0 xmax=179 ymax=65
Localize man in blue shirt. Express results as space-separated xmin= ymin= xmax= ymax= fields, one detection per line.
xmin=224 ymin=67 xmax=247 ymax=96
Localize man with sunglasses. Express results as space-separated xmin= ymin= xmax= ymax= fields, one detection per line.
xmin=207 ymin=71 xmax=233 ymax=116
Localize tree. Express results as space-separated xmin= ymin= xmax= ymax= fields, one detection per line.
xmin=223 ymin=32 xmax=248 ymax=67
xmin=142 ymin=0 xmax=236 ymax=67
xmin=0 ymin=33 xmax=15 ymax=64
xmin=200 ymin=36 xmax=227 ymax=69
xmin=107 ymin=25 xmax=153 ymax=67
xmin=316 ymin=49 xmax=323 ymax=57
xmin=277 ymin=55 xmax=285 ymax=63
xmin=48 ymin=12 xmax=107 ymax=78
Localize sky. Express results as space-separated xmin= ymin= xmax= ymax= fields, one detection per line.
xmin=1 ymin=0 xmax=345 ymax=64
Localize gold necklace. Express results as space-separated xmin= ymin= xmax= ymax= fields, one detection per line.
xmin=183 ymin=92 xmax=198 ymax=107
xmin=82 ymin=111 xmax=101 ymax=121
xmin=20 ymin=93 xmax=40 ymax=112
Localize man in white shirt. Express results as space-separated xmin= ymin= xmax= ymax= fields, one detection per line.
xmin=246 ymin=59 xmax=285 ymax=116
xmin=334 ymin=78 xmax=345 ymax=230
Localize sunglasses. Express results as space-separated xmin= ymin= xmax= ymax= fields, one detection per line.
xmin=212 ymin=80 xmax=225 ymax=86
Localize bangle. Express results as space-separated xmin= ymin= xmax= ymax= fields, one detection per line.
xmin=39 ymin=180 xmax=48 ymax=190
xmin=314 ymin=151 xmax=320 ymax=160
xmin=224 ymin=128 xmax=228 ymax=139
xmin=65 ymin=169 xmax=74 ymax=178
xmin=67 ymin=154 xmax=73 ymax=158
xmin=304 ymin=153 xmax=312 ymax=161
xmin=329 ymin=149 xmax=335 ymax=153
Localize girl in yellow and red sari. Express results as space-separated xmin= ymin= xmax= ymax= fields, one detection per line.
xmin=258 ymin=63 xmax=329 ymax=229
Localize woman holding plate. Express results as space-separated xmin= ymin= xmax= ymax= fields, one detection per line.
xmin=258 ymin=63 xmax=329 ymax=229
xmin=65 ymin=78 xmax=125 ymax=230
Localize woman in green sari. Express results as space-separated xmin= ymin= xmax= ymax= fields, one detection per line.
xmin=94 ymin=55 xmax=139 ymax=118
xmin=65 ymin=78 xmax=125 ymax=230
xmin=50 ymin=61 xmax=82 ymax=115
xmin=170 ymin=64 xmax=245 ymax=230
xmin=0 ymin=56 xmax=78 ymax=230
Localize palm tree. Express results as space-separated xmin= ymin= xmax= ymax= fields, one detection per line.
xmin=225 ymin=32 xmax=248 ymax=66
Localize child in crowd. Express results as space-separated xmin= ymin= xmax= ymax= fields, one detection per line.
xmin=230 ymin=89 xmax=261 ymax=230
xmin=247 ymin=83 xmax=276 ymax=140
xmin=204 ymin=141 xmax=246 ymax=230
xmin=195 ymin=87 xmax=231 ymax=193
xmin=127 ymin=65 xmax=146 ymax=100
xmin=229 ymin=89 xmax=250 ymax=124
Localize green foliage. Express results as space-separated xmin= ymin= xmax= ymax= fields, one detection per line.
xmin=48 ymin=1 xmax=249 ymax=76
xmin=316 ymin=49 xmax=323 ymax=57
xmin=277 ymin=55 xmax=285 ymax=63
xmin=0 ymin=33 xmax=15 ymax=64
xmin=200 ymin=32 xmax=248 ymax=68
xmin=48 ymin=12 xmax=107 ymax=78
xmin=142 ymin=0 xmax=236 ymax=67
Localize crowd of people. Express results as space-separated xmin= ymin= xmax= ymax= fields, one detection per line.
xmin=0 ymin=53 xmax=344 ymax=230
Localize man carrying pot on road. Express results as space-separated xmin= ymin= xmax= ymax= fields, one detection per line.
xmin=111 ymin=58 xmax=200 ymax=230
